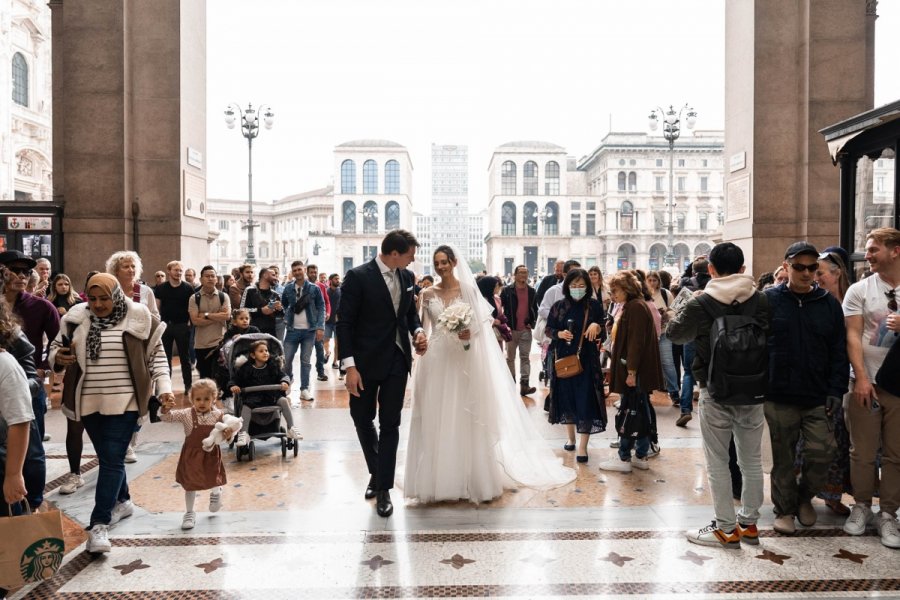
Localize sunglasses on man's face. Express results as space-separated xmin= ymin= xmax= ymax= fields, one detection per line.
xmin=887 ymin=289 xmax=898 ymax=312
xmin=789 ymin=262 xmax=818 ymax=273
xmin=6 ymin=266 xmax=33 ymax=277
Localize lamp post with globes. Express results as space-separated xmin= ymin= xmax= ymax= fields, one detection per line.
xmin=648 ymin=104 xmax=697 ymax=266
xmin=539 ymin=206 xmax=554 ymax=276
xmin=224 ymin=103 xmax=274 ymax=265
xmin=360 ymin=204 xmax=378 ymax=262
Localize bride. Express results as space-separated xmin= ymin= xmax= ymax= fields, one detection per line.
xmin=404 ymin=244 xmax=576 ymax=503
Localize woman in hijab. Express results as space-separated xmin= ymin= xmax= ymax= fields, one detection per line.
xmin=50 ymin=273 xmax=173 ymax=556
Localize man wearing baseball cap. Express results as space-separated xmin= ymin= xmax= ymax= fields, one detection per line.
xmin=762 ymin=241 xmax=848 ymax=535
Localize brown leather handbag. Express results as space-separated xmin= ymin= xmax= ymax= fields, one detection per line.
xmin=554 ymin=305 xmax=590 ymax=379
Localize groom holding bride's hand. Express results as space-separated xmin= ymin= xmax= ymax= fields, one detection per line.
xmin=337 ymin=230 xmax=427 ymax=517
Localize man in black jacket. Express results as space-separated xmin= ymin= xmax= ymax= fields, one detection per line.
xmin=533 ymin=260 xmax=564 ymax=313
xmin=240 ymin=267 xmax=283 ymax=337
xmin=501 ymin=264 xmax=537 ymax=395
xmin=763 ymin=242 xmax=847 ymax=535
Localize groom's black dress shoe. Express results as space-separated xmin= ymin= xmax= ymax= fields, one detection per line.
xmin=376 ymin=490 xmax=393 ymax=517
xmin=365 ymin=476 xmax=377 ymax=500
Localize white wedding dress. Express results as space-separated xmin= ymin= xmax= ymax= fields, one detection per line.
xmin=403 ymin=258 xmax=576 ymax=503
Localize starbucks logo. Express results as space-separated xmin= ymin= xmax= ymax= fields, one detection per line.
xmin=19 ymin=538 xmax=64 ymax=583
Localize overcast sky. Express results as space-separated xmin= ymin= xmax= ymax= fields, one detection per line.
xmin=206 ymin=0 xmax=900 ymax=214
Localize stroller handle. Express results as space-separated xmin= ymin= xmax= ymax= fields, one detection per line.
xmin=237 ymin=384 xmax=286 ymax=394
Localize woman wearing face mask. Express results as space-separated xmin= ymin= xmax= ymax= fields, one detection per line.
xmin=545 ymin=268 xmax=606 ymax=463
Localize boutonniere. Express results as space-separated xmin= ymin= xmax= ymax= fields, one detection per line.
xmin=405 ymin=286 xmax=414 ymax=292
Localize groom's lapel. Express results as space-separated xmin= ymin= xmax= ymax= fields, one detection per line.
xmin=366 ymin=260 xmax=395 ymax=314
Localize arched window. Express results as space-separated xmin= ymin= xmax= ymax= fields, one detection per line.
xmin=363 ymin=160 xmax=378 ymax=194
xmin=620 ymin=201 xmax=634 ymax=231
xmin=523 ymin=202 xmax=538 ymax=235
xmin=501 ymin=161 xmax=517 ymax=195
xmin=617 ymin=171 xmax=626 ymax=192
xmin=545 ymin=162 xmax=560 ymax=195
xmin=523 ymin=161 xmax=538 ymax=195
xmin=342 ymin=200 xmax=357 ymax=233
xmin=11 ymin=53 xmax=28 ymax=106
xmin=628 ymin=171 xmax=637 ymax=192
xmin=695 ymin=242 xmax=712 ymax=257
xmin=543 ymin=201 xmax=559 ymax=235
xmin=649 ymin=244 xmax=668 ymax=270
xmin=501 ymin=201 xmax=516 ymax=235
xmin=385 ymin=200 xmax=400 ymax=230
xmin=676 ymin=212 xmax=686 ymax=232
xmin=384 ymin=160 xmax=400 ymax=194
xmin=617 ymin=244 xmax=636 ymax=270
xmin=341 ymin=160 xmax=356 ymax=194
xmin=362 ymin=200 xmax=378 ymax=233
xmin=674 ymin=243 xmax=691 ymax=270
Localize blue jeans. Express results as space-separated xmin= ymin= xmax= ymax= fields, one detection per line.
xmin=680 ymin=341 xmax=696 ymax=414
xmin=283 ymin=328 xmax=316 ymax=389
xmin=314 ymin=338 xmax=326 ymax=376
xmin=24 ymin=419 xmax=46 ymax=508
xmin=81 ymin=411 xmax=138 ymax=527
xmin=619 ymin=434 xmax=650 ymax=460
xmin=659 ymin=333 xmax=679 ymax=397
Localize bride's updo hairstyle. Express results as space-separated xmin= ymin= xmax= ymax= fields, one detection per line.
xmin=433 ymin=245 xmax=457 ymax=264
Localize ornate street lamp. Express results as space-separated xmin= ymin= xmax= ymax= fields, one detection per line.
xmin=225 ymin=102 xmax=274 ymax=265
xmin=649 ymin=103 xmax=697 ymax=266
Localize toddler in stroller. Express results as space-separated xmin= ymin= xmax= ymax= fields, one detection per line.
xmin=227 ymin=335 xmax=301 ymax=460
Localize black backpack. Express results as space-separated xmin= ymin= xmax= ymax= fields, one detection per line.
xmin=698 ymin=292 xmax=768 ymax=404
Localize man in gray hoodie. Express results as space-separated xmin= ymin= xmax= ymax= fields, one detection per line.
xmin=668 ymin=242 xmax=770 ymax=549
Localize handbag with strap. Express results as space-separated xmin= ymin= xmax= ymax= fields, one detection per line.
xmin=554 ymin=305 xmax=590 ymax=379
xmin=0 ymin=501 xmax=65 ymax=589
xmin=876 ymin=338 xmax=900 ymax=397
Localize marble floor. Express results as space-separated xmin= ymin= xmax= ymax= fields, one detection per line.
xmin=10 ymin=352 xmax=899 ymax=599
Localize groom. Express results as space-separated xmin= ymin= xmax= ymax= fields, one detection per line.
xmin=337 ymin=229 xmax=427 ymax=517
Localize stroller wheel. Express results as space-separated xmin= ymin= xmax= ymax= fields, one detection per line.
xmin=293 ymin=440 xmax=299 ymax=457
xmin=248 ymin=441 xmax=256 ymax=461
xmin=281 ymin=437 xmax=287 ymax=458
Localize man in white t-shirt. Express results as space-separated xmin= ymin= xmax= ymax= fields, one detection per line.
xmin=842 ymin=227 xmax=900 ymax=548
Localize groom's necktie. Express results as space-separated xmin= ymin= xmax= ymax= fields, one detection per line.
xmin=384 ymin=269 xmax=404 ymax=350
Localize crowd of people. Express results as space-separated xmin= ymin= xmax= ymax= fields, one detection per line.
xmin=1 ymin=226 xmax=899 ymax=591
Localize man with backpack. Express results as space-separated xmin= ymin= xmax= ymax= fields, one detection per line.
xmin=668 ymin=242 xmax=770 ymax=549
xmin=188 ymin=265 xmax=231 ymax=380
xmin=762 ymin=241 xmax=847 ymax=535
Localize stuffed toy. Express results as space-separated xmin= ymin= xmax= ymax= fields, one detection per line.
xmin=202 ymin=414 xmax=243 ymax=452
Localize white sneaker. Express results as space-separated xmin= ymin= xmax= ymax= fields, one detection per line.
xmin=598 ymin=457 xmax=633 ymax=473
xmin=109 ymin=500 xmax=134 ymax=525
xmin=59 ymin=472 xmax=85 ymax=495
xmin=181 ymin=511 xmax=196 ymax=530
xmin=235 ymin=431 xmax=250 ymax=447
xmin=877 ymin=512 xmax=900 ymax=549
xmin=300 ymin=388 xmax=313 ymax=401
xmin=632 ymin=457 xmax=650 ymax=470
xmin=209 ymin=488 xmax=222 ymax=513
xmin=287 ymin=427 xmax=303 ymax=440
xmin=87 ymin=524 xmax=111 ymax=553
xmin=844 ymin=503 xmax=874 ymax=536
xmin=124 ymin=445 xmax=137 ymax=463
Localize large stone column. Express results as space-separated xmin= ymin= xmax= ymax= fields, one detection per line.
xmin=723 ymin=0 xmax=874 ymax=275
xmin=49 ymin=0 xmax=207 ymax=283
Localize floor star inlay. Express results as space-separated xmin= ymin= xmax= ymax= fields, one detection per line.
xmin=195 ymin=557 xmax=228 ymax=573
xmin=834 ymin=548 xmax=868 ymax=564
xmin=360 ymin=554 xmax=395 ymax=571
xmin=112 ymin=558 xmax=150 ymax=575
xmin=679 ymin=550 xmax=713 ymax=566
xmin=755 ymin=549 xmax=791 ymax=565
xmin=440 ymin=553 xmax=476 ymax=569
xmin=600 ymin=551 xmax=634 ymax=567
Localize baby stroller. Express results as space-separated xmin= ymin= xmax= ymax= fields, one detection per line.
xmin=222 ymin=333 xmax=299 ymax=461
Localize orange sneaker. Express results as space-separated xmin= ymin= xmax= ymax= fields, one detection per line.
xmin=686 ymin=521 xmax=741 ymax=549
xmin=736 ymin=522 xmax=759 ymax=545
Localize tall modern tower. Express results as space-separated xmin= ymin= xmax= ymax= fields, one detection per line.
xmin=431 ymin=144 xmax=471 ymax=257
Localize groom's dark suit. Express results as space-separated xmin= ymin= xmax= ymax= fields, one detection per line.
xmin=337 ymin=258 xmax=422 ymax=492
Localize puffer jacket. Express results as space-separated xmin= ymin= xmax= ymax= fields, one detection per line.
xmin=667 ymin=273 xmax=770 ymax=399
xmin=763 ymin=283 xmax=848 ymax=406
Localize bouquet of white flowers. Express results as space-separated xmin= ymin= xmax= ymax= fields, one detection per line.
xmin=437 ymin=302 xmax=474 ymax=350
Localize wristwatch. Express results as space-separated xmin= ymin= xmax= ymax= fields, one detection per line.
xmin=204 ymin=312 xmax=209 ymax=319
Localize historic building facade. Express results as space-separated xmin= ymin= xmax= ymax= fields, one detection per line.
xmin=484 ymin=134 xmax=726 ymax=277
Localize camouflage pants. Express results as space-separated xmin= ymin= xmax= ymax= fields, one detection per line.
xmin=764 ymin=401 xmax=836 ymax=517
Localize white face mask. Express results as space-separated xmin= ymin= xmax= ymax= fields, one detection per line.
xmin=570 ymin=287 xmax=587 ymax=301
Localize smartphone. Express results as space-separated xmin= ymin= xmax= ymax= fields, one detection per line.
xmin=61 ymin=334 xmax=72 ymax=348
